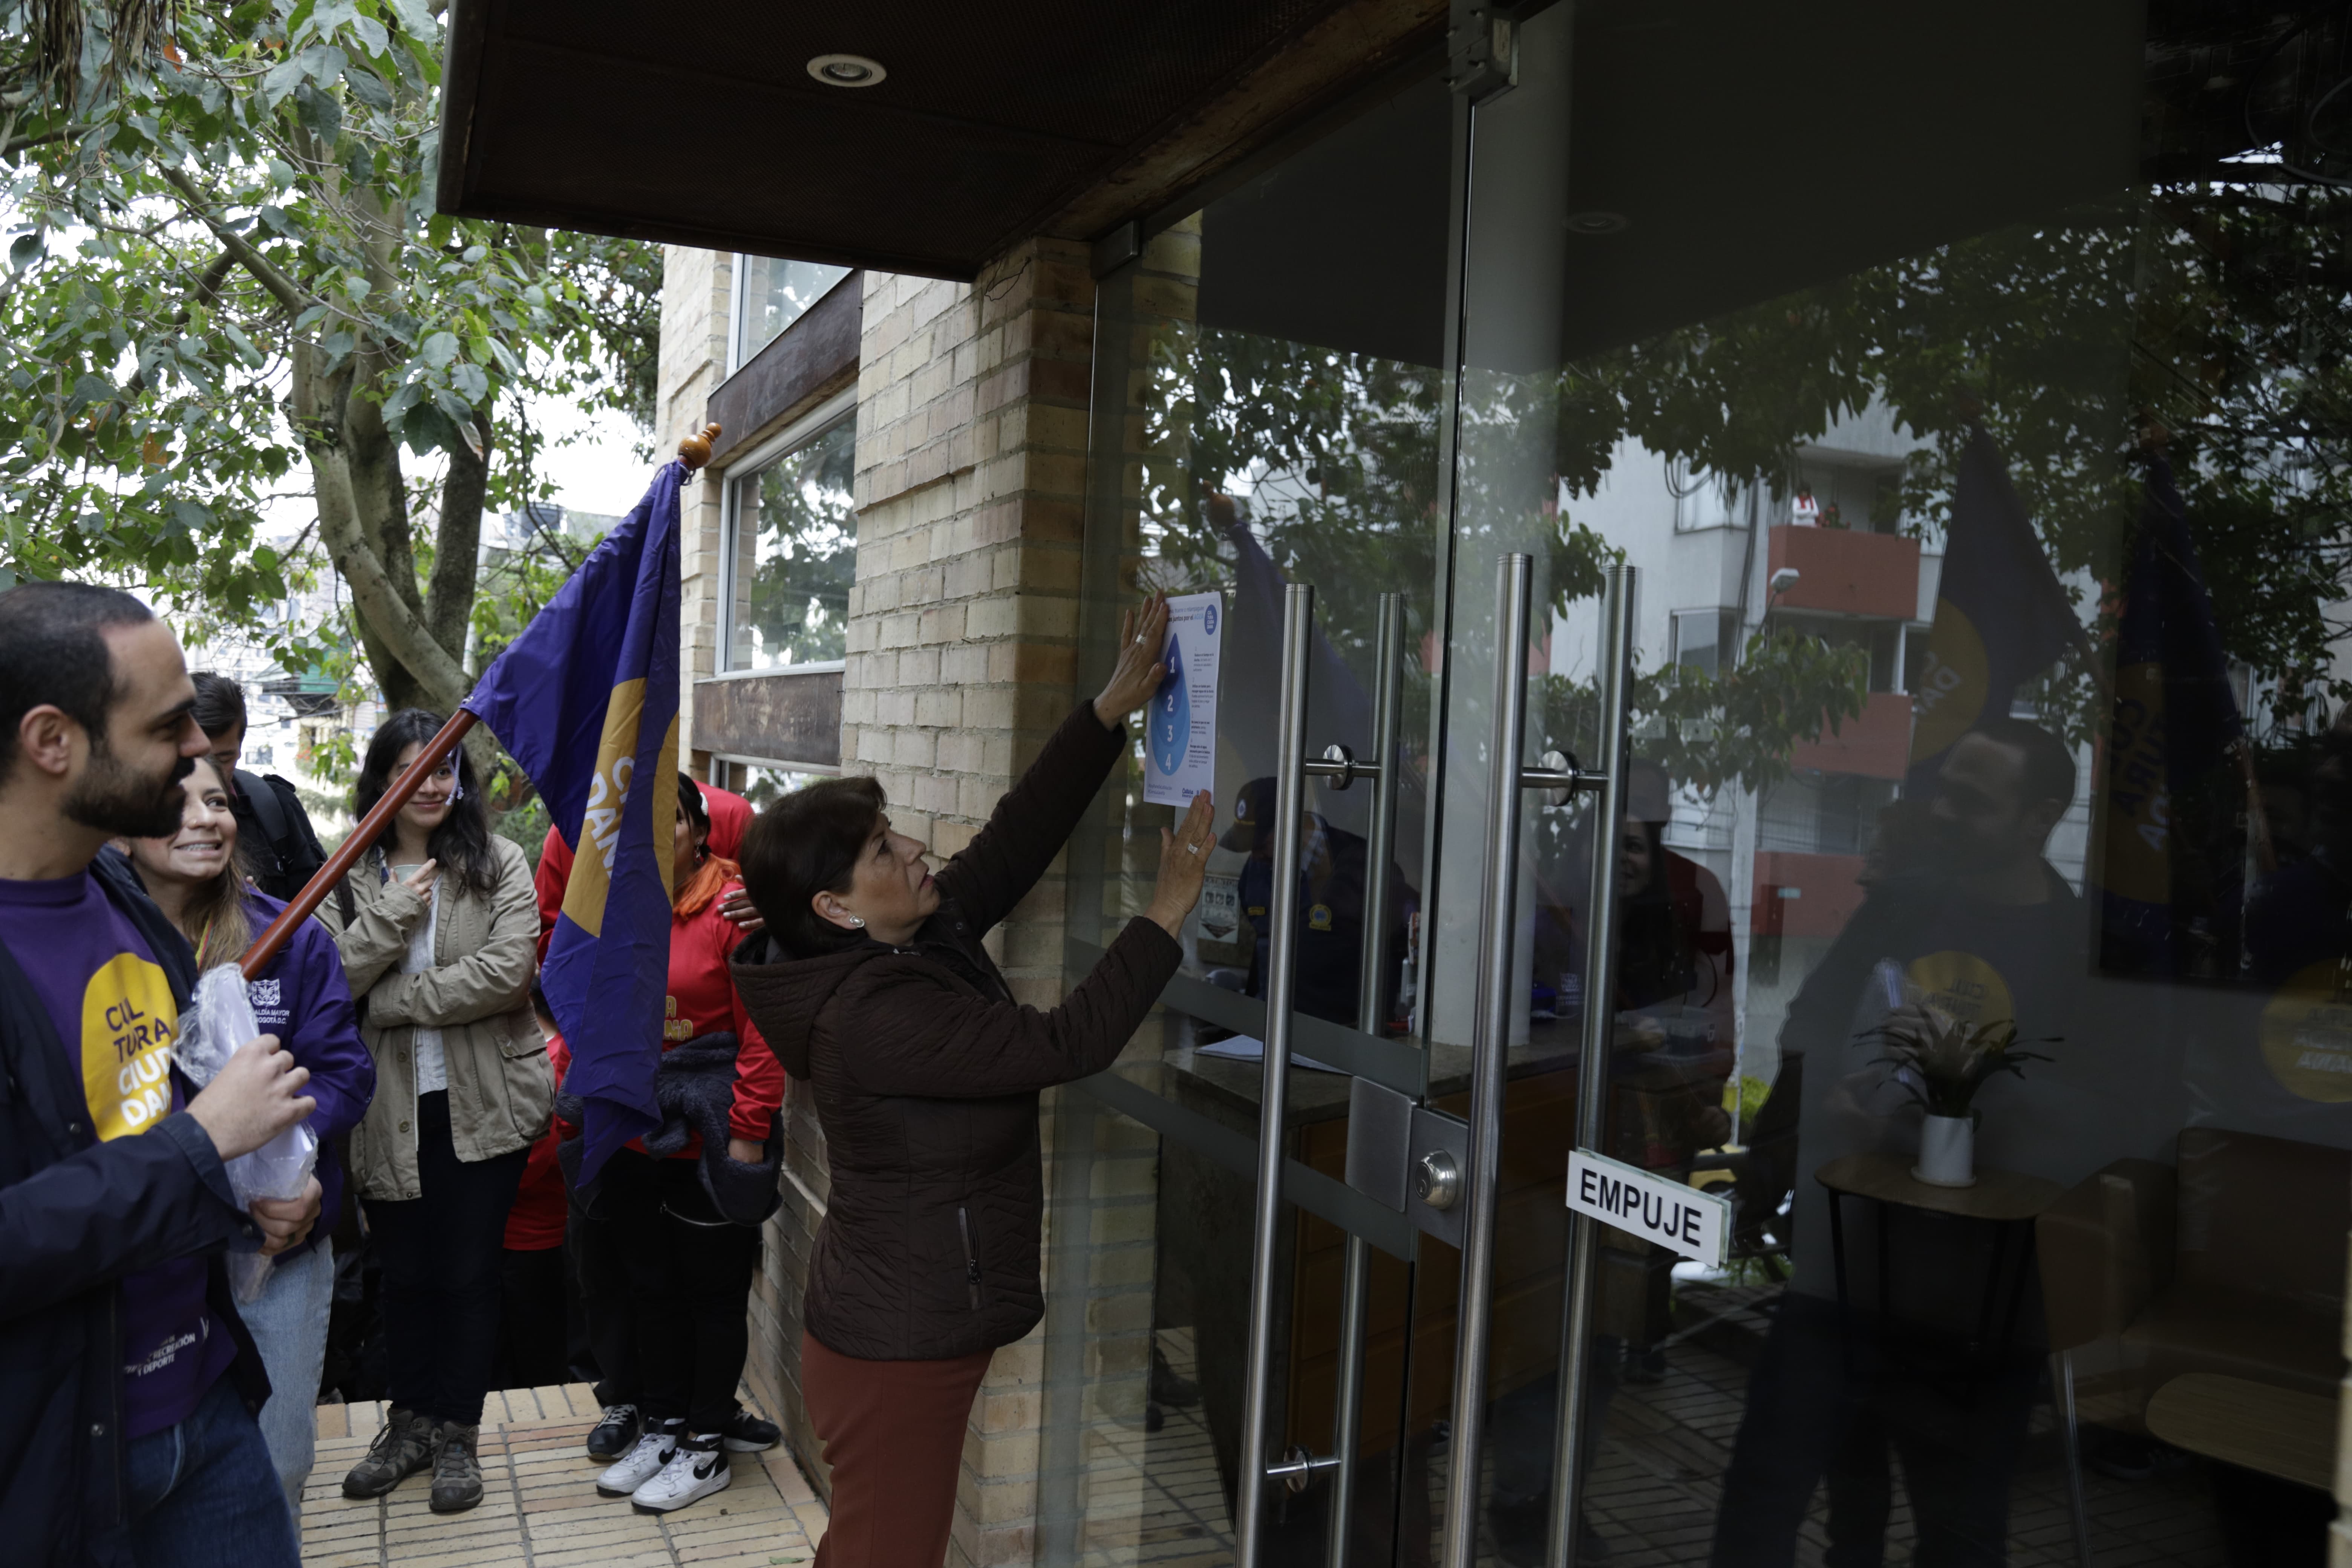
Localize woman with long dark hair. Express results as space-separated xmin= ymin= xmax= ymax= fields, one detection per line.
xmin=118 ymin=755 xmax=375 ymax=1521
xmin=324 ymin=709 xmax=550 ymax=1515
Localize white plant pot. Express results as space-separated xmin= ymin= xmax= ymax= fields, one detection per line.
xmin=1914 ymin=1113 xmax=1976 ymax=1188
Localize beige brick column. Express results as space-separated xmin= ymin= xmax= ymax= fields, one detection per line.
xmin=654 ymin=243 xmax=735 ymax=757
xmin=763 ymin=238 xmax=1098 ymax=1568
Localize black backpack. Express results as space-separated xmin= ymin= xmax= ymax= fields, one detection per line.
xmin=233 ymin=769 xmax=356 ymax=926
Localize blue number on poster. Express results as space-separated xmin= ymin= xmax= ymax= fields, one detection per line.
xmin=1151 ymin=636 xmax=1188 ymax=776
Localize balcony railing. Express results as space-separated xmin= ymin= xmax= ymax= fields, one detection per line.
xmin=1767 ymin=525 xmax=1920 ymax=620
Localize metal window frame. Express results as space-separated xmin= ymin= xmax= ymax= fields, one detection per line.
xmin=716 ymin=386 xmax=860 ymax=675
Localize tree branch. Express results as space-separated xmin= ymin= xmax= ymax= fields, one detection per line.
xmin=158 ymin=165 xmax=320 ymax=316
xmin=426 ymin=408 xmax=488 ymax=658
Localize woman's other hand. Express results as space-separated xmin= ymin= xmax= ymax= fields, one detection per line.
xmin=398 ymin=858 xmax=439 ymax=904
xmin=1145 ymin=791 xmax=1217 ymax=939
xmin=727 ymin=1136 xmax=764 ymax=1164
xmin=1094 ymin=592 xmax=1172 ymax=730
xmin=720 ymin=887 xmax=766 ymax=933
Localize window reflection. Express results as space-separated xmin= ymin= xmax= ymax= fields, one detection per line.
xmin=724 ymin=416 xmax=856 ymax=670
xmin=732 ymin=256 xmax=851 ymax=367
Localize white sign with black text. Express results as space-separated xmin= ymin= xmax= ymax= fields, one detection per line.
xmin=1565 ymin=1148 xmax=1730 ymax=1267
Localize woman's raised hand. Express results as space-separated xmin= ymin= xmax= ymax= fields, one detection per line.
xmin=398 ymin=859 xmax=439 ymax=904
xmin=1094 ymin=592 xmax=1172 ymax=730
xmin=1145 ymin=791 xmax=1217 ymax=939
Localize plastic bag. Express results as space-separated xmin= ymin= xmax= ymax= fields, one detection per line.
xmin=173 ymin=963 xmax=318 ymax=1302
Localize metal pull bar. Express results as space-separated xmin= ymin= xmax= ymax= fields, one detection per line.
xmin=1547 ymin=562 xmax=1638 ymax=1568
xmin=1436 ymin=558 xmax=1632 ymax=1568
xmin=1438 ymin=553 xmax=1544 ymax=1568
xmin=1235 ymin=582 xmax=1319 ymax=1568
xmin=1323 ymin=591 xmax=1405 ymax=1566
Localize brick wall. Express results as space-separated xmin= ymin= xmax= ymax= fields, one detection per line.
xmin=665 ymin=235 xmax=1105 ymax=1565
xmin=655 ymin=244 xmax=735 ymax=754
xmin=841 ymin=239 xmax=1098 ymax=1567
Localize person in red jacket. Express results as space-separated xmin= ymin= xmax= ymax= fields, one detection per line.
xmin=539 ymin=779 xmax=763 ymax=1464
xmin=535 ymin=783 xmax=753 ymax=962
xmin=573 ymin=775 xmax=785 ymax=1516
xmin=491 ymin=991 xmax=581 ymax=1393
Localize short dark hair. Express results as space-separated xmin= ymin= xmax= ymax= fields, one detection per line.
xmin=1966 ymin=717 xmax=2077 ymax=813
xmin=190 ymin=672 xmax=247 ymax=740
xmin=353 ymin=707 xmax=499 ymax=895
xmin=677 ymin=772 xmax=709 ymax=838
xmin=739 ymin=775 xmax=887 ymax=956
xmin=0 ymin=581 xmax=155 ymax=784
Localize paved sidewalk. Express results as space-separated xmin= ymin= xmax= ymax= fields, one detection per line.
xmin=300 ymin=1385 xmax=827 ymax=1568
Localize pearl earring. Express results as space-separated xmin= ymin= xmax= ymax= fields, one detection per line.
xmin=849 ymin=916 xmax=865 ymax=928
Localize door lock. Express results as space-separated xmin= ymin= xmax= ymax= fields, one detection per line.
xmin=1416 ymin=1150 xmax=1461 ymax=1211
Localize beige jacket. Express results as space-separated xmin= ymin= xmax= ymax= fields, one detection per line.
xmin=325 ymin=833 xmax=551 ymax=1201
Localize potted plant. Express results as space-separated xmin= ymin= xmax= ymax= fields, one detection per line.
xmin=1867 ymin=1010 xmax=2053 ymax=1186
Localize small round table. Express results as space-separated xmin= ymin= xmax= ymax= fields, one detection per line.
xmin=1814 ymin=1151 xmax=2064 ymax=1373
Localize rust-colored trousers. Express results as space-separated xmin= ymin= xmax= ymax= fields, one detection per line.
xmin=801 ymin=1332 xmax=994 ymax=1568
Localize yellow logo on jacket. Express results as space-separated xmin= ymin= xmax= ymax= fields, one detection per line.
xmin=78 ymin=952 xmax=180 ymax=1140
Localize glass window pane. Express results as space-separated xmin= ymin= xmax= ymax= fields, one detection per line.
xmin=726 ymin=417 xmax=856 ymax=670
xmin=734 ymin=256 xmax=852 ymax=364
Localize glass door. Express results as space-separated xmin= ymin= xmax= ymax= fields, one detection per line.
xmin=1448 ymin=2 xmax=2352 ymax=1566
xmin=1040 ymin=66 xmax=1467 ymax=1568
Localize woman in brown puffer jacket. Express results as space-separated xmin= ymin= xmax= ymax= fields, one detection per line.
xmin=731 ymin=594 xmax=1213 ymax=1568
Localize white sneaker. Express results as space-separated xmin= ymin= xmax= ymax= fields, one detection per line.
xmin=629 ymin=1433 xmax=731 ymax=1514
xmin=595 ymin=1427 xmax=679 ymax=1497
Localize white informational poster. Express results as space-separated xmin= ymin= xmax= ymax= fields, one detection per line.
xmin=1144 ymin=591 xmax=1222 ymax=807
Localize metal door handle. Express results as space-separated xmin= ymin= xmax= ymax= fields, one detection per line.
xmin=1237 ymin=591 xmax=1409 ymax=1568
xmin=1234 ymin=583 xmax=1318 ymax=1568
xmin=1548 ymin=564 xmax=1637 ymax=1568
xmin=1436 ymin=558 xmax=1635 ymax=1568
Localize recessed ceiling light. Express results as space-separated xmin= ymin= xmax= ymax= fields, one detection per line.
xmin=807 ymin=54 xmax=885 ymax=88
xmin=1565 ymin=211 xmax=1631 ymax=235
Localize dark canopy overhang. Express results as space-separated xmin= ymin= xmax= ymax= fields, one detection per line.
xmin=435 ymin=0 xmax=1446 ymax=280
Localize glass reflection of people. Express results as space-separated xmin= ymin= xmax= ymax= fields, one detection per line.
xmin=1714 ymin=718 xmax=2081 ymax=1568
xmin=1223 ymin=776 xmax=1414 ymax=1030
xmin=1609 ymin=763 xmax=1734 ymax=1380
xmin=1485 ymin=764 xmax=1738 ymax=1565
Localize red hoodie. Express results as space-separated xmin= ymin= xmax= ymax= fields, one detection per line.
xmin=534 ymin=784 xmax=752 ymax=963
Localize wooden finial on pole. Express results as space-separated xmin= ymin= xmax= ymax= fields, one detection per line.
xmin=678 ymin=422 xmax=721 ymax=471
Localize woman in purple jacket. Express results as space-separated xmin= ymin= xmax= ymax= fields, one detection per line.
xmin=120 ymin=755 xmax=376 ymax=1520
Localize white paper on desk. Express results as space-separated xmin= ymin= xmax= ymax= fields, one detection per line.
xmin=1144 ymin=591 xmax=1222 ymax=807
xmin=1196 ymin=1034 xmax=1347 ymax=1075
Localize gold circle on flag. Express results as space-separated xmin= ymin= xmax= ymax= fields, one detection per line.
xmin=1909 ymin=600 xmax=1991 ymax=763
xmin=2259 ymin=963 xmax=2352 ymax=1102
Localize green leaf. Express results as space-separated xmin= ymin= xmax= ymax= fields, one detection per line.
xmin=345 ymin=63 xmax=392 ymax=110
xmin=419 ymin=330 xmax=458 ymax=368
xmin=343 ymin=273 xmax=371 ymax=302
xmin=262 ymin=55 xmax=308 ymax=106
xmin=221 ymin=322 xmax=264 ymax=367
xmin=293 ymin=80 xmax=344 ymax=145
xmin=385 ymin=0 xmax=435 ymax=36
xmin=9 ymin=232 xmax=44 ymax=271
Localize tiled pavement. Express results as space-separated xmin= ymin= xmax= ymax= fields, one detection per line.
xmin=299 ymin=1385 xmax=827 ymax=1568
xmin=1068 ymin=1296 xmax=2233 ymax=1567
